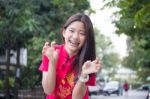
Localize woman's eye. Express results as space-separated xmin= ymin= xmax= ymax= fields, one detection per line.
xmin=80 ymin=32 xmax=86 ymax=36
xmin=69 ymin=30 xmax=74 ymax=33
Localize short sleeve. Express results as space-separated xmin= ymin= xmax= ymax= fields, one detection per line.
xmin=39 ymin=55 xmax=49 ymax=72
xmin=86 ymin=73 xmax=96 ymax=86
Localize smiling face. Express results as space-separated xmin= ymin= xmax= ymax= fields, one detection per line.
xmin=63 ymin=21 xmax=86 ymax=56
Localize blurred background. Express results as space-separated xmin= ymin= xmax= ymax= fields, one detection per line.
xmin=0 ymin=0 xmax=150 ymax=99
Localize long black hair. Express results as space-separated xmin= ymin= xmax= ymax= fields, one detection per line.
xmin=62 ymin=13 xmax=96 ymax=75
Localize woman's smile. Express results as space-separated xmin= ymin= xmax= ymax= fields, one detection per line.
xmin=63 ymin=21 xmax=86 ymax=56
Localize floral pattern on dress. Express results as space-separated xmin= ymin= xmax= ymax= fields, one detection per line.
xmin=55 ymin=71 xmax=75 ymax=98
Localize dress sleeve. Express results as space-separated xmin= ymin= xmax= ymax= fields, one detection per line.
xmin=86 ymin=73 xmax=96 ymax=86
xmin=39 ymin=55 xmax=49 ymax=72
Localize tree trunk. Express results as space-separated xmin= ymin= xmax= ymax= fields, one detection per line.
xmin=5 ymin=47 xmax=10 ymax=99
xmin=14 ymin=45 xmax=20 ymax=99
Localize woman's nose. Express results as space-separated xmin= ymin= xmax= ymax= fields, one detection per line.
xmin=72 ymin=32 xmax=79 ymax=39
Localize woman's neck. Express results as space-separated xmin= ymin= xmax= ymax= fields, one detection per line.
xmin=64 ymin=46 xmax=78 ymax=58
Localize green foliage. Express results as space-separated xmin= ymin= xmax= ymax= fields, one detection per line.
xmin=9 ymin=77 xmax=15 ymax=88
xmin=21 ymin=32 xmax=59 ymax=88
xmin=0 ymin=0 xmax=39 ymax=48
xmin=0 ymin=80 xmax=3 ymax=90
xmin=137 ymin=69 xmax=150 ymax=83
xmin=0 ymin=0 xmax=91 ymax=89
xmin=104 ymin=0 xmax=150 ymax=82
xmin=95 ymin=28 xmax=120 ymax=70
xmin=0 ymin=0 xmax=90 ymax=89
xmin=102 ymin=53 xmax=120 ymax=69
xmin=0 ymin=77 xmax=15 ymax=89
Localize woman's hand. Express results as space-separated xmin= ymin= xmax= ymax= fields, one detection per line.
xmin=81 ymin=58 xmax=102 ymax=76
xmin=42 ymin=41 xmax=59 ymax=64
xmin=42 ymin=42 xmax=50 ymax=55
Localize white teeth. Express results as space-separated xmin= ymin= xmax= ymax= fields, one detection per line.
xmin=69 ymin=40 xmax=79 ymax=47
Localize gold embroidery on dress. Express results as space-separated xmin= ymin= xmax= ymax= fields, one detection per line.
xmin=57 ymin=72 xmax=75 ymax=98
xmin=66 ymin=72 xmax=75 ymax=86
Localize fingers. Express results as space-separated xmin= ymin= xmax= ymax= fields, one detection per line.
xmin=51 ymin=41 xmax=56 ymax=46
xmin=92 ymin=57 xmax=100 ymax=64
xmin=91 ymin=58 xmax=102 ymax=73
xmin=96 ymin=64 xmax=101 ymax=72
xmin=82 ymin=61 xmax=91 ymax=70
xmin=45 ymin=42 xmax=50 ymax=46
xmin=42 ymin=42 xmax=49 ymax=54
xmin=42 ymin=41 xmax=56 ymax=54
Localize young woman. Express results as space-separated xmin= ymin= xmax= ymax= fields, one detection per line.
xmin=39 ymin=13 xmax=102 ymax=99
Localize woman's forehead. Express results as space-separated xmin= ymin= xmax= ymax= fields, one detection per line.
xmin=67 ymin=21 xmax=85 ymax=31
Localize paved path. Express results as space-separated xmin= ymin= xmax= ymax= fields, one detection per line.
xmin=90 ymin=90 xmax=148 ymax=99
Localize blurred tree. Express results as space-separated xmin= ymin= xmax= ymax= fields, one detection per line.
xmin=22 ymin=0 xmax=92 ymax=89
xmin=0 ymin=0 xmax=39 ymax=98
xmin=103 ymin=0 xmax=150 ymax=82
xmin=0 ymin=0 xmax=92 ymax=98
xmin=95 ymin=28 xmax=121 ymax=77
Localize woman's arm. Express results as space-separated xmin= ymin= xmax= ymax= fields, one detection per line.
xmin=41 ymin=42 xmax=58 ymax=95
xmin=72 ymin=73 xmax=88 ymax=99
xmin=72 ymin=59 xmax=101 ymax=99
xmin=42 ymin=62 xmax=56 ymax=95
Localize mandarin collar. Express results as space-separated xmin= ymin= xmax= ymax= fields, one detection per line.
xmin=62 ymin=45 xmax=77 ymax=60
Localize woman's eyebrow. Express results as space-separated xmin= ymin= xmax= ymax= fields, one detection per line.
xmin=68 ymin=27 xmax=75 ymax=30
xmin=68 ymin=27 xmax=85 ymax=32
